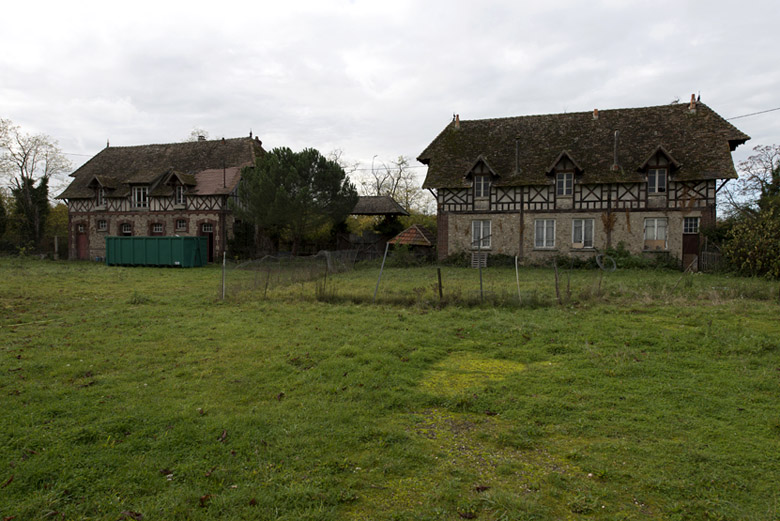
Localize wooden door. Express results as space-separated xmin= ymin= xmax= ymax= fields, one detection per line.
xmin=199 ymin=223 xmax=214 ymax=263
xmin=682 ymin=233 xmax=700 ymax=271
xmin=77 ymin=232 xmax=89 ymax=260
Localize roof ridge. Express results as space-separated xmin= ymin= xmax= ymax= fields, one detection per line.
xmin=102 ymin=136 xmax=252 ymax=150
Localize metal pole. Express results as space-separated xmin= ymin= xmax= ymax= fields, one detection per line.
xmin=373 ymin=242 xmax=390 ymax=303
xmin=478 ymin=237 xmax=483 ymax=302
xmin=221 ymin=251 xmax=226 ymax=300
xmin=515 ymin=256 xmax=521 ymax=304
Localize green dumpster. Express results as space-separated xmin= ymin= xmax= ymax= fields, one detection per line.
xmin=105 ymin=236 xmax=208 ymax=267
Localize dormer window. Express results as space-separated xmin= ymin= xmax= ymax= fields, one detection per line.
xmin=96 ymin=187 xmax=105 ymax=206
xmin=132 ymin=186 xmax=148 ymax=208
xmin=648 ymin=168 xmax=666 ymax=194
xmin=556 ymin=172 xmax=573 ymax=196
xmin=175 ymin=185 xmax=186 ymax=205
xmin=474 ymin=175 xmax=491 ymax=198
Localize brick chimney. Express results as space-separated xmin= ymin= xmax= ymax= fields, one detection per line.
xmin=688 ymin=93 xmax=697 ymax=113
xmin=455 ymin=114 xmax=460 ymax=129
xmin=593 ymin=109 xmax=599 ymax=120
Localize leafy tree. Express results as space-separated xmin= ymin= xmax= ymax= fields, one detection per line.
xmin=233 ymin=147 xmax=358 ymax=255
xmin=0 ymin=118 xmax=71 ymax=248
xmin=722 ymin=205 xmax=780 ymax=279
xmin=721 ymin=144 xmax=780 ymax=278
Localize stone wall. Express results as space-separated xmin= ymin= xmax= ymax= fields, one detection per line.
xmin=69 ymin=210 xmax=233 ymax=261
xmin=444 ymin=209 xmax=703 ymax=264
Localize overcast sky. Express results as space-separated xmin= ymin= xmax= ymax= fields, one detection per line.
xmin=2 ymin=0 xmax=778 ymax=189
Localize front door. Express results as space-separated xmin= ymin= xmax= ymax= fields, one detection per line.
xmin=200 ymin=223 xmax=214 ymax=262
xmin=682 ymin=217 xmax=700 ymax=271
xmin=76 ymin=224 xmax=89 ymax=260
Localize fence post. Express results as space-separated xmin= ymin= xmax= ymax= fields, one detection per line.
xmin=437 ymin=267 xmax=443 ymax=302
xmin=373 ymin=242 xmax=390 ymax=303
xmin=515 ymin=256 xmax=521 ymax=304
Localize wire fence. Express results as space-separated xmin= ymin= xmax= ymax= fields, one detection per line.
xmin=222 ymin=250 xmax=358 ymax=299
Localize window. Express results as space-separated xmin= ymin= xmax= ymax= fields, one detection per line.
xmin=471 ymin=220 xmax=491 ymax=249
xmin=572 ymin=218 xmax=594 ymax=248
xmin=683 ymin=217 xmax=700 ymax=234
xmin=644 ymin=218 xmax=667 ymax=249
xmin=77 ymin=224 xmax=86 ymax=233
xmin=175 ymin=185 xmax=186 ymax=205
xmin=202 ymin=223 xmax=213 ymax=233
xmin=121 ymin=223 xmax=132 ymax=236
xmin=96 ymin=187 xmax=105 ymax=207
xmin=474 ymin=175 xmax=491 ymax=198
xmin=556 ymin=172 xmax=573 ymax=196
xmin=152 ymin=223 xmax=163 ymax=234
xmin=648 ymin=168 xmax=667 ymax=194
xmin=534 ymin=219 xmax=556 ymax=249
xmin=176 ymin=219 xmax=187 ymax=231
xmin=132 ymin=186 xmax=148 ymax=208
xmin=97 ymin=220 xmax=107 ymax=232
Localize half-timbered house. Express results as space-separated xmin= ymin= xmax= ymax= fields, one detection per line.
xmin=57 ymin=136 xmax=265 ymax=262
xmin=418 ymin=98 xmax=750 ymax=269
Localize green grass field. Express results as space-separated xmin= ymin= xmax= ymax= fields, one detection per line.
xmin=1 ymin=258 xmax=779 ymax=520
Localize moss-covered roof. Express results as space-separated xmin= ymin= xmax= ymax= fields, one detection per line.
xmin=418 ymin=102 xmax=749 ymax=189
xmin=58 ymin=137 xmax=264 ymax=199
xmin=351 ymin=196 xmax=409 ymax=216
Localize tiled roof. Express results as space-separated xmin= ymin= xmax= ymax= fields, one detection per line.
xmin=418 ymin=102 xmax=749 ymax=189
xmin=389 ymin=225 xmax=435 ymax=247
xmin=57 ymin=137 xmax=264 ymax=199
xmin=351 ymin=195 xmax=409 ymax=216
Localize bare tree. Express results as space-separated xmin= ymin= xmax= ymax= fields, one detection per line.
xmin=186 ymin=127 xmax=210 ymax=141
xmin=0 ymin=118 xmax=71 ymax=246
xmin=358 ymin=155 xmax=433 ymax=214
xmin=722 ymin=144 xmax=780 ymax=216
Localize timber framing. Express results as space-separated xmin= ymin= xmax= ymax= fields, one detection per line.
xmin=57 ymin=136 xmax=265 ymax=262
xmin=419 ymin=100 xmax=749 ymax=267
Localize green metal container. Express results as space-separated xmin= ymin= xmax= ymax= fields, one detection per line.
xmin=105 ymin=236 xmax=207 ymax=267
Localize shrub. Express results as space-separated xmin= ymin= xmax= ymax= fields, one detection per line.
xmin=722 ymin=205 xmax=780 ymax=279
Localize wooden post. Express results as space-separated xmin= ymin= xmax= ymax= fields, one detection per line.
xmin=515 ymin=256 xmax=521 ymax=304
xmin=54 ymin=236 xmax=59 ymax=260
xmin=437 ymin=267 xmax=443 ymax=302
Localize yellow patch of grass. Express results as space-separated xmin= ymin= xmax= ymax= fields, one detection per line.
xmin=419 ymin=352 xmax=525 ymax=397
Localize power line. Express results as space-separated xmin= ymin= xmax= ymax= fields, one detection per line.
xmin=726 ymin=107 xmax=780 ymax=120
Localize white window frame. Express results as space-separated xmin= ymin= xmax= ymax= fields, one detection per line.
xmin=152 ymin=223 xmax=163 ymax=234
xmin=202 ymin=223 xmax=214 ymax=233
xmin=534 ymin=219 xmax=556 ymax=249
xmin=644 ymin=218 xmax=668 ymax=249
xmin=96 ymin=187 xmax=105 ymax=207
xmin=175 ymin=185 xmax=186 ymax=205
xmin=132 ymin=186 xmax=149 ymax=208
xmin=175 ymin=219 xmax=187 ymax=231
xmin=648 ymin=168 xmax=667 ymax=194
xmin=121 ymin=223 xmax=132 ymax=235
xmin=556 ymin=172 xmax=573 ymax=196
xmin=97 ymin=220 xmax=107 ymax=232
xmin=683 ymin=217 xmax=700 ymax=234
xmin=572 ymin=218 xmax=594 ymax=248
xmin=471 ymin=220 xmax=491 ymax=249
xmin=474 ymin=175 xmax=491 ymax=199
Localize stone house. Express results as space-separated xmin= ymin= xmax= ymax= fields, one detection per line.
xmin=418 ymin=97 xmax=749 ymax=268
xmin=57 ymin=135 xmax=265 ymax=262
